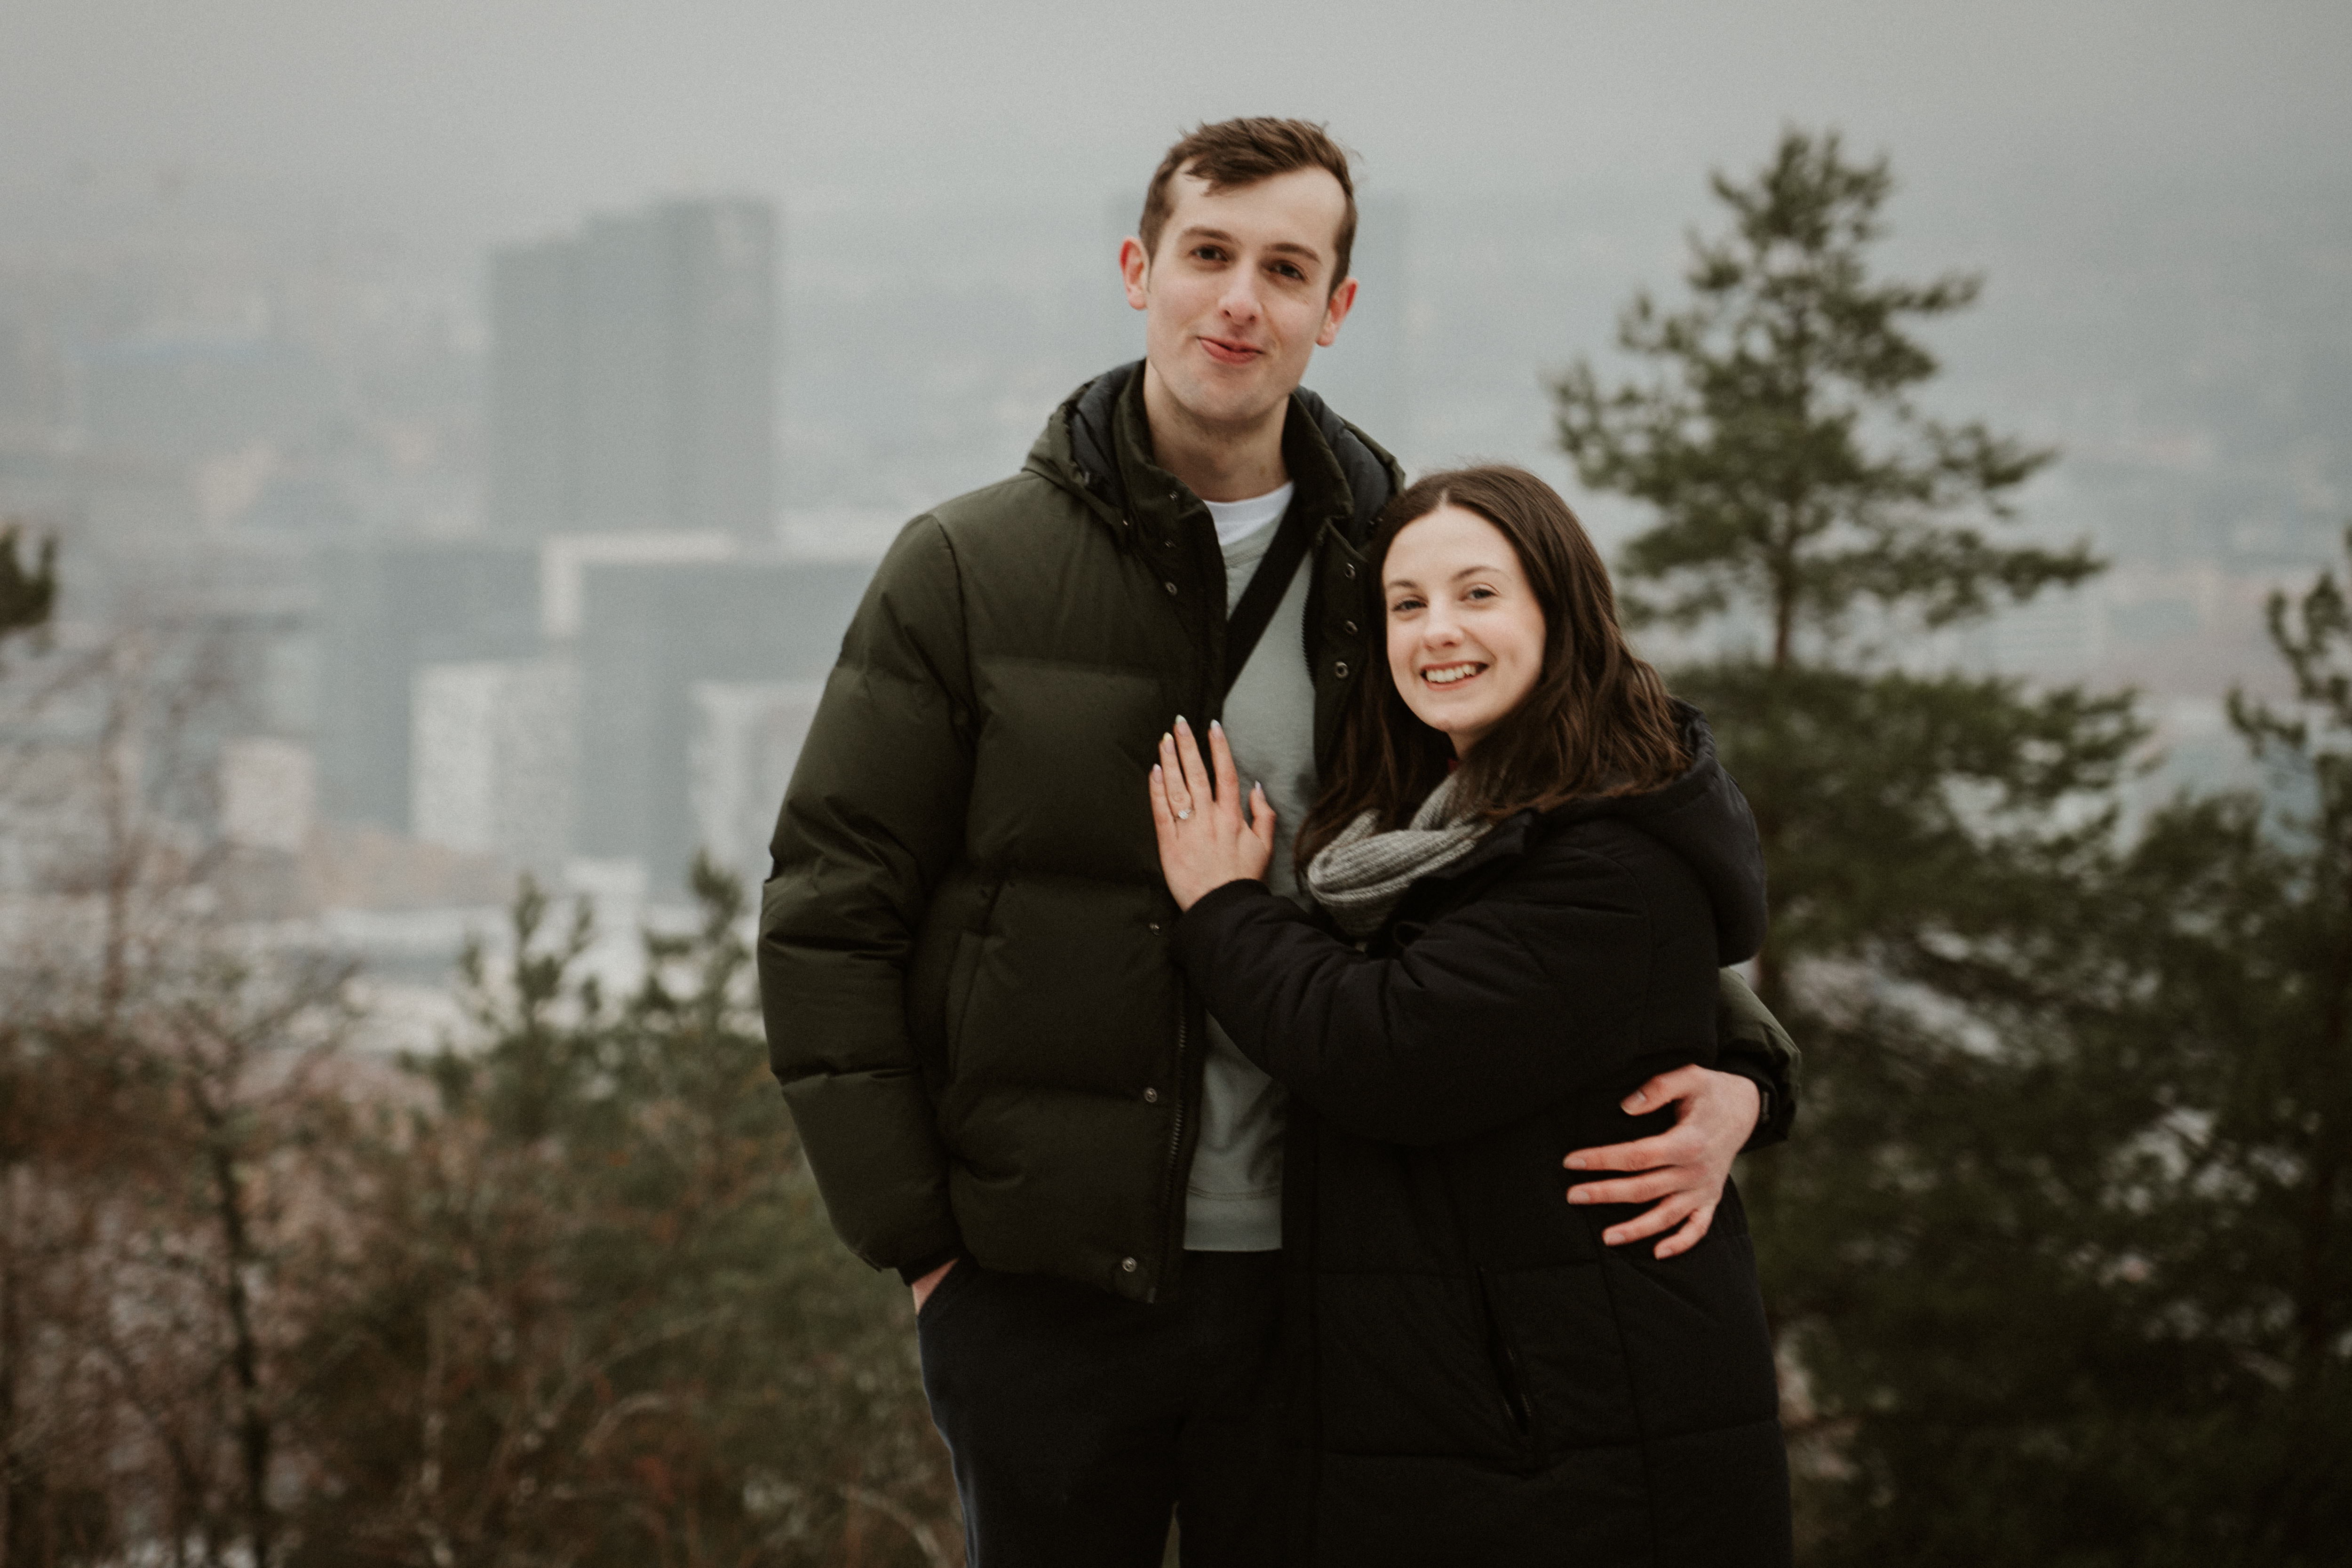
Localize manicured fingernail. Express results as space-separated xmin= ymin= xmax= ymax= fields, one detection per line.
xmin=1623 ymin=1092 xmax=1646 ymax=1111
xmin=1565 ymin=1154 xmax=1586 ymax=1170
xmin=1175 ymin=714 xmax=1188 ymax=729
xmin=1568 ymin=1187 xmax=1589 ymax=1203
xmin=1152 ymin=764 xmax=1162 ymax=778
xmin=1209 ymin=719 xmax=1222 ymax=732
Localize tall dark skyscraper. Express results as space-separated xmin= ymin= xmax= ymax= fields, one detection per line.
xmin=489 ymin=198 xmax=777 ymax=539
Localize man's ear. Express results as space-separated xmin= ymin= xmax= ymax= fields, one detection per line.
xmin=1316 ymin=275 xmax=1359 ymax=348
xmin=1120 ymin=236 xmax=1150 ymax=312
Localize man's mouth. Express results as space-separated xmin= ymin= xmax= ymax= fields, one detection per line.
xmin=1200 ymin=336 xmax=1263 ymax=366
xmin=1421 ymin=662 xmax=1486 ymax=687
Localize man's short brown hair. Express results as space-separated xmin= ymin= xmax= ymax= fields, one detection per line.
xmin=1137 ymin=118 xmax=1358 ymax=294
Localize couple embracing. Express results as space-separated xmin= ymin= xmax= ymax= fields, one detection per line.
xmin=761 ymin=118 xmax=1797 ymax=1566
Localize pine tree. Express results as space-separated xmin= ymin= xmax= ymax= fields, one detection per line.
xmin=2058 ymin=531 xmax=2352 ymax=1560
xmin=1553 ymin=128 xmax=2132 ymax=1008
xmin=1553 ymin=130 xmax=2153 ymax=1560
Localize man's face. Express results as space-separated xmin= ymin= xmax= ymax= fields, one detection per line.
xmin=1122 ymin=165 xmax=1357 ymax=432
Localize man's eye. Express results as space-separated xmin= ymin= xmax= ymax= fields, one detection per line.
xmin=1191 ymin=246 xmax=1226 ymax=262
xmin=1272 ymin=263 xmax=1306 ymax=281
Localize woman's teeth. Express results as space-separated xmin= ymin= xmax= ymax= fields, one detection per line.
xmin=1423 ymin=664 xmax=1482 ymax=685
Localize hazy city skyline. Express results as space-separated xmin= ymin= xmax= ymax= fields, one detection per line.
xmin=2 ymin=0 xmax=2348 ymax=936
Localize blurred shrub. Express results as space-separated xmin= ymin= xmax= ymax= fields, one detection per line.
xmin=284 ymin=857 xmax=959 ymax=1566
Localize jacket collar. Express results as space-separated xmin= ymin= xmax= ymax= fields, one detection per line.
xmin=1023 ymin=359 xmax=1397 ymax=551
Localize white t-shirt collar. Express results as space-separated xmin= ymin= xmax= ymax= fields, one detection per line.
xmin=1200 ymin=482 xmax=1295 ymax=550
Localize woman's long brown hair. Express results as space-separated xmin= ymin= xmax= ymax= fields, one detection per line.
xmin=1295 ymin=465 xmax=1690 ymax=874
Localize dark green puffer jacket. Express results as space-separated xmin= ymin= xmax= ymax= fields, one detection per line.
xmin=760 ymin=363 xmax=1398 ymax=1303
xmin=759 ymin=364 xmax=1800 ymax=1305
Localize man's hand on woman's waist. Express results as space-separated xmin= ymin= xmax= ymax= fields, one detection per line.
xmin=1561 ymin=1066 xmax=1762 ymax=1260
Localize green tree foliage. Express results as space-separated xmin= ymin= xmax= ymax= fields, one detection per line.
xmin=1553 ymin=128 xmax=2135 ymax=1005
xmin=2073 ymin=535 xmax=2352 ymax=1553
xmin=286 ymin=859 xmax=957 ymax=1566
xmin=1552 ymin=129 xmax=2214 ymax=1560
xmin=1558 ymin=129 xmax=2351 ymax=1563
xmin=1748 ymin=538 xmax=2352 ymax=1566
xmin=0 ymin=833 xmax=955 ymax=1562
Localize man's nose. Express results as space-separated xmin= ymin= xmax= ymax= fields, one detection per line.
xmin=1219 ymin=271 xmax=1262 ymax=323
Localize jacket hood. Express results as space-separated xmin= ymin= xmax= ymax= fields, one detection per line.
xmin=1024 ymin=360 xmax=1398 ymax=541
xmin=1557 ymin=703 xmax=1769 ymax=964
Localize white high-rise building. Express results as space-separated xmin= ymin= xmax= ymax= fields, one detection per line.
xmin=489 ymin=199 xmax=778 ymax=541
xmin=219 ymin=737 xmax=316 ymax=855
xmin=410 ymin=660 xmax=578 ymax=877
xmin=689 ymin=680 xmax=825 ymax=888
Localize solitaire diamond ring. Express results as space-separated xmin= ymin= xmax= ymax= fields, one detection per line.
xmin=1176 ymin=808 xmax=1193 ymax=821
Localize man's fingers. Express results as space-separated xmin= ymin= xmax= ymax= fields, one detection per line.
xmin=1648 ymin=1203 xmax=1718 ymax=1259
xmin=1621 ymin=1061 xmax=1708 ymax=1114
xmin=1564 ymin=1128 xmax=1700 ymax=1172
xmin=1566 ymin=1168 xmax=1684 ymax=1207
xmin=1600 ymin=1194 xmax=1699 ymax=1247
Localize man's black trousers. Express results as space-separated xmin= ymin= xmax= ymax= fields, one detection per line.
xmin=916 ymin=1250 xmax=1286 ymax=1568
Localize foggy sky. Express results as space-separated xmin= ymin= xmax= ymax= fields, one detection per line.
xmin=6 ymin=0 xmax=2346 ymax=251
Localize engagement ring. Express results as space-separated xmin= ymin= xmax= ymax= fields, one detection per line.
xmin=1176 ymin=809 xmax=1192 ymax=821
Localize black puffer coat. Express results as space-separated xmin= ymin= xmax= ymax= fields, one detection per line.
xmin=1170 ymin=710 xmax=1792 ymax=1566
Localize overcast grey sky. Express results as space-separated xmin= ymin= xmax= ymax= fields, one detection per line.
xmin=5 ymin=0 xmax=2346 ymax=245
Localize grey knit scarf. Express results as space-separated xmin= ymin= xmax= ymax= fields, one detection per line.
xmin=1303 ymin=771 xmax=1492 ymax=939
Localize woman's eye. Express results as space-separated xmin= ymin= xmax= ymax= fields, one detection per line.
xmin=1465 ymin=586 xmax=1496 ymax=602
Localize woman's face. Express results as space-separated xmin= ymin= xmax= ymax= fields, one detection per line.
xmin=1383 ymin=504 xmax=1547 ymax=756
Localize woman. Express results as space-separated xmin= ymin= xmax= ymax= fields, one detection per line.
xmin=1149 ymin=466 xmax=1792 ymax=1565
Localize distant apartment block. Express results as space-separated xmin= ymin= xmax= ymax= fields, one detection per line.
xmin=690 ymin=679 xmax=826 ymax=889
xmin=313 ymin=531 xmax=866 ymax=898
xmin=571 ymin=556 xmax=866 ymax=891
xmin=489 ymin=199 xmax=778 ymax=539
xmin=411 ymin=659 xmax=578 ymax=879
xmin=314 ymin=539 xmax=543 ymax=831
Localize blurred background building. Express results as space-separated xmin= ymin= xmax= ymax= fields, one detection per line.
xmin=0 ymin=5 xmax=2344 ymax=1003
xmin=489 ymin=199 xmax=777 ymax=540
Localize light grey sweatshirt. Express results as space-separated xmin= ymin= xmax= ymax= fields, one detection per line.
xmin=1184 ymin=496 xmax=1319 ymax=1252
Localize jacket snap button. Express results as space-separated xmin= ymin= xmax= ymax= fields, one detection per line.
xmin=1343 ymin=619 xmax=1358 ymax=635
xmin=1144 ymin=1088 xmax=1159 ymax=1103
xmin=1121 ymin=1257 xmax=1138 ymax=1273
xmin=1164 ymin=581 xmax=1178 ymax=596
xmin=1343 ymin=564 xmax=1356 ymax=579
xmin=1147 ymin=921 xmax=1161 ymax=932
xmin=1335 ymin=661 xmax=1350 ymax=677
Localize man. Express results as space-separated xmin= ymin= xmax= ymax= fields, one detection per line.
xmin=760 ymin=118 xmax=1797 ymax=1566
